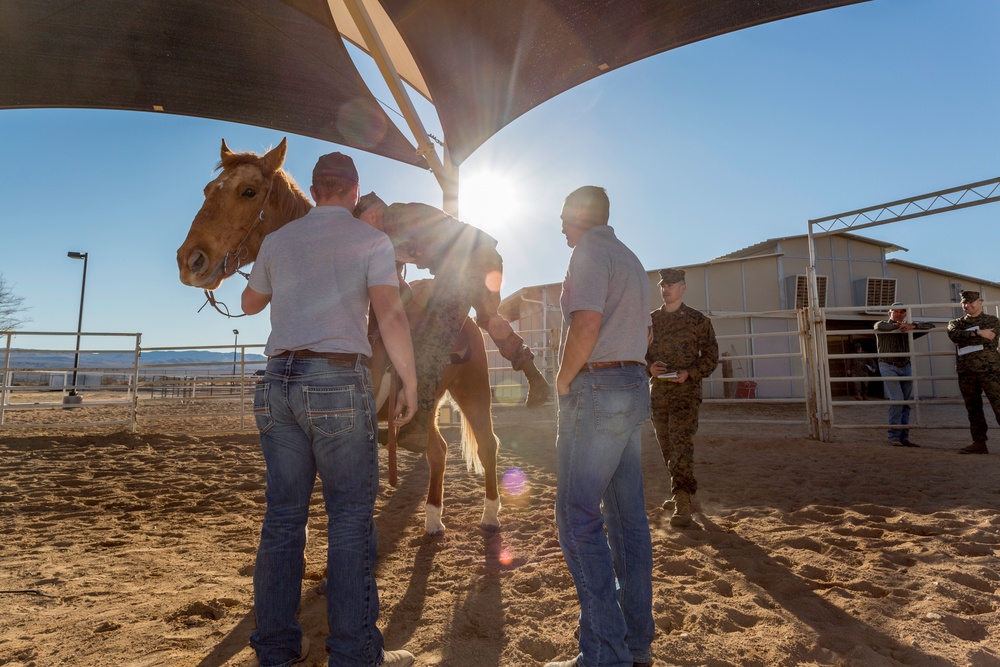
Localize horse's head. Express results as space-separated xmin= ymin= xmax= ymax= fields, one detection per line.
xmin=177 ymin=138 xmax=291 ymax=290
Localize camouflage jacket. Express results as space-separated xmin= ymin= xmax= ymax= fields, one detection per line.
xmin=645 ymin=303 xmax=719 ymax=384
xmin=947 ymin=312 xmax=1000 ymax=371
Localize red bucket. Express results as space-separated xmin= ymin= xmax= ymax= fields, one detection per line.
xmin=736 ymin=380 xmax=757 ymax=399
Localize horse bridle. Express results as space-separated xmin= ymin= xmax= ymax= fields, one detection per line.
xmin=199 ymin=173 xmax=276 ymax=318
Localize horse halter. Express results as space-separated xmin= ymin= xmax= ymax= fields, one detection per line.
xmin=199 ymin=172 xmax=276 ymax=318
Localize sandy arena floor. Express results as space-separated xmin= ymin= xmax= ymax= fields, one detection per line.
xmin=1 ymin=403 xmax=998 ymax=666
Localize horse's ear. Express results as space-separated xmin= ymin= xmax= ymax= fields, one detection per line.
xmin=220 ymin=139 xmax=234 ymax=159
xmin=258 ymin=138 xmax=287 ymax=176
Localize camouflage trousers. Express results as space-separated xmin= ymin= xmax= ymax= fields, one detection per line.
xmin=412 ymin=270 xmax=532 ymax=413
xmin=957 ymin=364 xmax=1000 ymax=443
xmin=649 ymin=383 xmax=702 ymax=495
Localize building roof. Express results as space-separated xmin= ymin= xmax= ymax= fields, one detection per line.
xmin=712 ymin=232 xmax=905 ymax=261
xmin=887 ymin=258 xmax=1000 ymax=290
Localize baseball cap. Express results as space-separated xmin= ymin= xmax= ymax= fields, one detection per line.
xmin=312 ymin=152 xmax=358 ymax=184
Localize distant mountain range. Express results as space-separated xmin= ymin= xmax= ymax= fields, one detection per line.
xmin=2 ymin=349 xmax=268 ymax=372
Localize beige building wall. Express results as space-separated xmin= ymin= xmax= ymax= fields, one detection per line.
xmin=493 ymin=233 xmax=1000 ymax=402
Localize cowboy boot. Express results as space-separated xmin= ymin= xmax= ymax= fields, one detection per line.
xmin=521 ymin=359 xmax=552 ymax=408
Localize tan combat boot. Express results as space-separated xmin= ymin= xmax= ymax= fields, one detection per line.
xmin=522 ymin=359 xmax=552 ymax=408
xmin=670 ymin=490 xmax=692 ymax=528
xmin=959 ymin=441 xmax=989 ymax=455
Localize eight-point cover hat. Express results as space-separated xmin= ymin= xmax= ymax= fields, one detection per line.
xmin=961 ymin=290 xmax=982 ymax=302
xmin=354 ymin=191 xmax=386 ymax=217
xmin=658 ymin=268 xmax=685 ymax=284
xmin=889 ymin=302 xmax=906 ymax=310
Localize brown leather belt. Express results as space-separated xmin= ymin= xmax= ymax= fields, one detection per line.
xmin=271 ymin=350 xmax=369 ymax=367
xmin=882 ymin=357 xmax=910 ymax=367
xmin=587 ymin=360 xmax=646 ymax=370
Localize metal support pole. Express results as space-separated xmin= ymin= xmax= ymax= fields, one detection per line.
xmin=67 ymin=251 xmax=88 ymax=397
xmin=339 ymin=0 xmax=460 ymax=206
xmin=232 ymin=329 xmax=239 ymax=378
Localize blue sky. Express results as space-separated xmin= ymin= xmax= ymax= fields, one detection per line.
xmin=1 ymin=0 xmax=998 ymax=351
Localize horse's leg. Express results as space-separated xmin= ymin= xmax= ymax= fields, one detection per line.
xmin=424 ymin=398 xmax=448 ymax=535
xmin=448 ymin=322 xmax=501 ymax=532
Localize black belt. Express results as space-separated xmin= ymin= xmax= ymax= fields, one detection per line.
xmin=271 ymin=350 xmax=369 ymax=367
xmin=882 ymin=357 xmax=910 ymax=367
xmin=587 ymin=360 xmax=646 ymax=370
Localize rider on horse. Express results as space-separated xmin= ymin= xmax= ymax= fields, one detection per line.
xmin=355 ymin=193 xmax=552 ymax=452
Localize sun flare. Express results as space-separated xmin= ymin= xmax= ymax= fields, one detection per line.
xmin=458 ymin=170 xmax=521 ymax=233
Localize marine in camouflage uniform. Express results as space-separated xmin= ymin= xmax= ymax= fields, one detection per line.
xmin=355 ymin=194 xmax=551 ymax=451
xmin=947 ymin=290 xmax=1000 ymax=454
xmin=645 ymin=268 xmax=719 ymax=526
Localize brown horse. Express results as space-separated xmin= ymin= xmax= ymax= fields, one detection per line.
xmin=177 ymin=139 xmax=501 ymax=534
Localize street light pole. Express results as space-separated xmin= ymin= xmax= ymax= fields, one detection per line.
xmin=67 ymin=251 xmax=88 ymax=397
xmin=232 ymin=329 xmax=240 ymax=378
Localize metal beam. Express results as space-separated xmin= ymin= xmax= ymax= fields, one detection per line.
xmin=805 ymin=175 xmax=1000 ymax=441
xmin=809 ymin=176 xmax=1000 ymax=237
xmin=337 ymin=0 xmax=459 ymax=214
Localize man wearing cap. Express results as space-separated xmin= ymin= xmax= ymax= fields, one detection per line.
xmin=645 ymin=267 xmax=719 ymax=528
xmin=241 ymin=152 xmax=418 ymax=667
xmin=545 ymin=186 xmax=654 ymax=667
xmin=947 ymin=290 xmax=1000 ymax=454
xmin=874 ymin=302 xmax=936 ymax=447
xmin=354 ymin=193 xmax=551 ymax=452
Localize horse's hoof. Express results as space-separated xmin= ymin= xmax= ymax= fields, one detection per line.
xmin=425 ymin=504 xmax=446 ymax=535
xmin=481 ymin=497 xmax=501 ymax=532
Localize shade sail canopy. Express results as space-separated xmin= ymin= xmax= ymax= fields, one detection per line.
xmin=0 ymin=0 xmax=426 ymax=166
xmin=379 ymin=0 xmax=866 ymax=164
xmin=0 ymin=0 xmax=865 ymax=168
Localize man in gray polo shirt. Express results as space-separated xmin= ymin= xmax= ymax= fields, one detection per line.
xmin=545 ymin=186 xmax=653 ymax=667
xmin=241 ymin=152 xmax=418 ymax=667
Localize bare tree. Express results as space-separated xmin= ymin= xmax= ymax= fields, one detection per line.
xmin=0 ymin=274 xmax=29 ymax=331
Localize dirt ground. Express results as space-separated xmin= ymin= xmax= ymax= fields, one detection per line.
xmin=1 ymin=402 xmax=998 ymax=667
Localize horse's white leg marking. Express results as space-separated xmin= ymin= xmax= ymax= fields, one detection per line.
xmin=481 ymin=496 xmax=501 ymax=532
xmin=425 ymin=503 xmax=446 ymax=536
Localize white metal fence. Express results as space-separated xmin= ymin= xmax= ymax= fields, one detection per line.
xmin=1 ymin=330 xmax=266 ymax=434
xmin=5 ymin=302 xmax=993 ymax=440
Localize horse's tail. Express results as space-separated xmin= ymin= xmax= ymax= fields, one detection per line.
xmin=446 ymin=393 xmax=486 ymax=475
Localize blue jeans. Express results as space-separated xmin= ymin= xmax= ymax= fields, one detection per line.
xmin=250 ymin=355 xmax=383 ymax=667
xmin=879 ymin=361 xmax=912 ymax=441
xmin=555 ymin=364 xmax=653 ymax=667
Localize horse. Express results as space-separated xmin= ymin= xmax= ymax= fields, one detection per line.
xmin=177 ymin=139 xmax=501 ymax=534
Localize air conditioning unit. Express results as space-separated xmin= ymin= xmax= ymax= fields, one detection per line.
xmin=785 ymin=275 xmax=827 ymax=309
xmin=855 ymin=277 xmax=897 ymax=314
